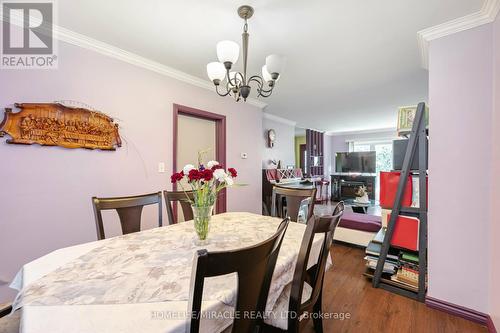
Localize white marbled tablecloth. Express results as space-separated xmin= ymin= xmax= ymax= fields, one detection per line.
xmin=10 ymin=212 xmax=329 ymax=333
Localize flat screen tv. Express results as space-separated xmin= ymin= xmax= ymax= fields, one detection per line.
xmin=335 ymin=151 xmax=376 ymax=173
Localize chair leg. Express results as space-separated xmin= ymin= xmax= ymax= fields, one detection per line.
xmin=0 ymin=304 xmax=12 ymax=318
xmin=312 ymin=289 xmax=324 ymax=333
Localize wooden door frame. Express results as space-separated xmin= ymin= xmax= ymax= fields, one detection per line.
xmin=172 ymin=104 xmax=227 ymax=216
xmin=299 ymin=144 xmax=306 ymax=175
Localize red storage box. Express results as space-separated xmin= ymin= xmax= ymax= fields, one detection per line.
xmin=380 ymin=171 xmax=413 ymax=209
xmin=389 ymin=214 xmax=420 ymax=251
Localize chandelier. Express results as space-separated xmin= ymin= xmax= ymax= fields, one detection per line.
xmin=206 ymin=5 xmax=286 ymax=102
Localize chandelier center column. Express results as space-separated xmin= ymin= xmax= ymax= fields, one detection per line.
xmin=206 ymin=5 xmax=284 ymax=102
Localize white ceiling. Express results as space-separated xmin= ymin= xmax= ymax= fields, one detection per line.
xmin=58 ymin=0 xmax=484 ymax=132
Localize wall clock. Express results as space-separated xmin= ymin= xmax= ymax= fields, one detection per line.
xmin=267 ymin=129 xmax=276 ymax=148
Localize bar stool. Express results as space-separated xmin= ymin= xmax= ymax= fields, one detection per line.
xmin=315 ymin=178 xmax=330 ymax=204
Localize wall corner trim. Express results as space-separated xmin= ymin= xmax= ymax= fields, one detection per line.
xmin=425 ymin=296 xmax=494 ymax=331
xmin=417 ymin=0 xmax=500 ymax=69
xmin=262 ymin=113 xmax=297 ymax=126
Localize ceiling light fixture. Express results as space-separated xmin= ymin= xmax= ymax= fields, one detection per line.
xmin=206 ymin=5 xmax=285 ymax=102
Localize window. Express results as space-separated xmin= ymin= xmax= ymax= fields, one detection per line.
xmin=353 ymin=143 xmax=371 ymax=152
xmin=349 ymin=140 xmax=393 ymax=201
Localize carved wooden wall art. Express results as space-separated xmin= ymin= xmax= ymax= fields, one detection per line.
xmin=0 ymin=103 xmax=122 ymax=150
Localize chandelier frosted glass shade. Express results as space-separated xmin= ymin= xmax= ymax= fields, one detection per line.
xmin=262 ymin=65 xmax=272 ymax=82
xmin=216 ymin=40 xmax=240 ymax=64
xmin=265 ymin=54 xmax=286 ymax=75
xmin=207 ymin=5 xmax=285 ymax=102
xmin=262 ymin=65 xmax=280 ymax=82
xmin=206 ymin=62 xmax=226 ymax=82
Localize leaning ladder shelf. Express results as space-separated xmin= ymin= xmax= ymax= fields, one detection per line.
xmin=371 ymin=102 xmax=428 ymax=302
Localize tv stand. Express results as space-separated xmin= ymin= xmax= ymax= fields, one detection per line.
xmin=330 ymin=173 xmax=376 ymax=201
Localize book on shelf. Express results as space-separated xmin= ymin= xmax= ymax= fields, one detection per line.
xmin=411 ymin=175 xmax=428 ymax=208
xmin=389 ymin=214 xmax=420 ymax=251
xmin=365 ymin=255 xmax=398 ymax=265
xmin=400 ymin=251 xmax=419 ymax=263
xmin=365 ymin=231 xmax=426 ymax=293
xmin=390 ymin=273 xmax=419 ymax=292
xmin=364 ymin=268 xmax=419 ymax=293
xmin=372 ymin=227 xmax=386 ymax=244
xmin=400 ymin=261 xmax=419 ymax=272
xmin=399 ymin=267 xmax=419 ymax=282
xmin=381 ymin=209 xmax=391 ymax=228
xmin=366 ymin=262 xmax=396 ymax=274
xmin=365 ymin=241 xmax=399 ymax=260
xmin=365 ymin=256 xmax=397 ymax=274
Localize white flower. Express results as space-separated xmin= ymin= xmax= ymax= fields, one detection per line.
xmin=224 ymin=176 xmax=234 ymax=186
xmin=213 ymin=168 xmax=227 ymax=181
xmin=207 ymin=160 xmax=219 ymax=168
xmin=183 ymin=164 xmax=195 ymax=175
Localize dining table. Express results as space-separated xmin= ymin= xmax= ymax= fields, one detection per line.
xmin=9 ymin=212 xmax=330 ymax=333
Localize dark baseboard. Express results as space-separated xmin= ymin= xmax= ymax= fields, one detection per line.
xmin=426 ymin=296 xmax=496 ymax=332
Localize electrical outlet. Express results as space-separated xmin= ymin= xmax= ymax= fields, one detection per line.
xmin=158 ymin=162 xmax=166 ymax=173
xmin=240 ymin=153 xmax=248 ymax=159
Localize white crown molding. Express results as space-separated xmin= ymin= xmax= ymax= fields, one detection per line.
xmin=56 ymin=26 xmax=268 ymax=109
xmin=326 ymin=127 xmax=396 ymax=137
xmin=0 ymin=13 xmax=268 ymax=109
xmin=262 ymin=113 xmax=297 ymax=126
xmin=417 ymin=0 xmax=500 ymax=69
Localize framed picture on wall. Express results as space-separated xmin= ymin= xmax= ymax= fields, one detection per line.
xmin=397 ymin=105 xmax=429 ymax=135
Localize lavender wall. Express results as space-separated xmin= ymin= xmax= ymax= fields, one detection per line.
xmin=261 ymin=117 xmax=295 ymax=169
xmin=0 ymin=41 xmax=263 ymax=302
xmin=490 ymin=13 xmax=500 ymax=329
xmin=428 ymin=24 xmax=493 ymax=313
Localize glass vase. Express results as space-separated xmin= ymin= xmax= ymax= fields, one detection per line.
xmin=192 ymin=204 xmax=213 ymax=244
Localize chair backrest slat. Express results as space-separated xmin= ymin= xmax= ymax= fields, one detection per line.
xmin=271 ymin=186 xmax=316 ymax=222
xmin=163 ymin=190 xmax=195 ymax=224
xmin=332 ymin=201 xmax=345 ymax=217
xmin=287 ymin=202 xmax=344 ymax=331
xmin=187 ymin=218 xmax=290 ymax=333
xmin=92 ymin=192 xmax=162 ymax=240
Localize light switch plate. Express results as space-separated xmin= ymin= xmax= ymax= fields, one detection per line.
xmin=158 ymin=162 xmax=166 ymax=173
xmin=240 ymin=153 xmax=248 ymax=159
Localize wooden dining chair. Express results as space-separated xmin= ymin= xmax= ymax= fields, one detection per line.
xmin=163 ymin=190 xmax=195 ymax=224
xmin=0 ymin=303 xmax=19 ymax=333
xmin=187 ymin=218 xmax=290 ymax=333
xmin=271 ymin=186 xmax=317 ymax=222
xmin=92 ymin=192 xmax=162 ymax=240
xmin=332 ymin=201 xmax=345 ymax=216
xmin=0 ymin=303 xmax=12 ymax=318
xmin=262 ymin=211 xmax=344 ymax=333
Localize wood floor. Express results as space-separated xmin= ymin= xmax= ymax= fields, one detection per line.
xmin=297 ymin=244 xmax=488 ymax=333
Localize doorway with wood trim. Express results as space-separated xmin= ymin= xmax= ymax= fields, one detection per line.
xmin=172 ymin=104 xmax=226 ymax=222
